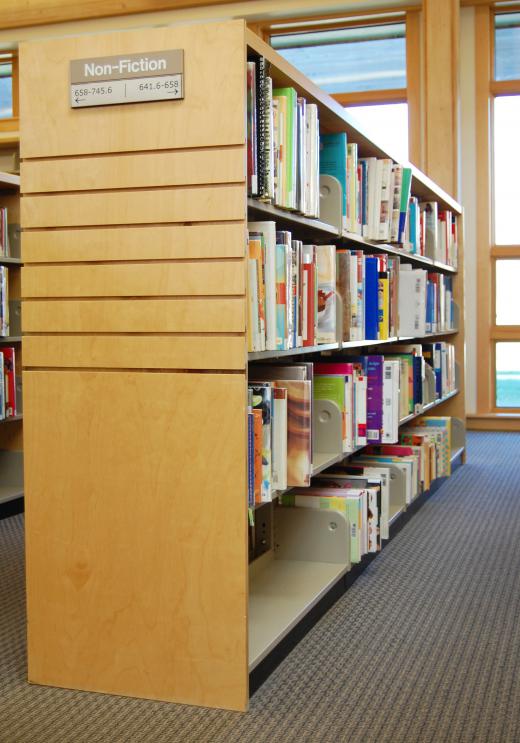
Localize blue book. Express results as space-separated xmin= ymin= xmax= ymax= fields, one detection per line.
xmin=412 ymin=356 xmax=423 ymax=410
xmin=364 ymin=256 xmax=379 ymax=340
xmin=426 ymin=280 xmax=435 ymax=334
xmin=319 ymin=133 xmax=347 ymax=224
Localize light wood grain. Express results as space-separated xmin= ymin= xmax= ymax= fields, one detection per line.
xmin=475 ymin=5 xmax=493 ymax=412
xmin=22 ymin=223 xmax=246 ymax=263
xmin=21 ymin=147 xmax=245 ymax=193
xmin=19 ymin=21 xmax=245 ymax=158
xmin=23 ymin=335 xmax=245 ymax=370
xmin=24 ymin=370 xmax=248 ymax=710
xmin=0 ymin=0 xmax=233 ymax=29
xmin=406 ymin=8 xmax=423 ymax=170
xmin=21 ymin=185 xmax=245 ymax=228
xmin=22 ymin=261 xmax=245 ymax=298
xmin=423 ymin=0 xmax=460 ymax=198
xmin=23 ymin=298 xmax=246 ymax=333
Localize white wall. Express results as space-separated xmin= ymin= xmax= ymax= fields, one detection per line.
xmin=460 ymin=6 xmax=477 ymax=413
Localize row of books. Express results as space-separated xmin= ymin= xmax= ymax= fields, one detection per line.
xmin=412 ymin=200 xmax=458 ymax=268
xmin=279 ymin=416 xmax=453 ymax=563
xmin=247 ymin=221 xmax=455 ymax=351
xmin=0 ymin=208 xmax=10 ymax=257
xmin=247 ymin=345 xmax=456 ymax=505
xmin=247 ymin=57 xmax=320 ymax=217
xmin=0 ymin=346 xmax=17 ymax=420
xmin=399 ymin=266 xmax=455 ymax=337
xmin=0 ymin=267 xmax=9 ymax=337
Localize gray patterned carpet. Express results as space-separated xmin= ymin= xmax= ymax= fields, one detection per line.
xmin=2 ymin=431 xmax=520 ymax=742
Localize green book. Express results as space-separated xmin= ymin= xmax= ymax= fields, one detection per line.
xmin=272 ymin=87 xmax=297 ymax=210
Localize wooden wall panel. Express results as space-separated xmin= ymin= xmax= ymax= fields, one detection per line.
xmin=23 ymin=298 xmax=246 ymax=333
xmin=21 ymin=185 xmax=245 ymax=228
xmin=22 ymin=261 xmax=245 ymax=298
xmin=22 ymin=223 xmax=246 ymax=263
xmin=23 ymin=335 xmax=246 ymax=370
xmin=19 ymin=21 xmax=246 ymax=158
xmin=21 ymin=147 xmax=245 ymax=193
xmin=24 ymin=370 xmax=248 ymax=710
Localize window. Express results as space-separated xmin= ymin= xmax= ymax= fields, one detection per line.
xmin=0 ymin=56 xmax=13 ymax=119
xmin=269 ymin=17 xmax=411 ymax=162
xmin=271 ymin=23 xmax=406 ymax=94
xmin=475 ymin=10 xmax=520 ymax=413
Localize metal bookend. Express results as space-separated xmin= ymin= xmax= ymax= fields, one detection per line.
xmin=312 ymin=398 xmax=343 ymax=456
xmin=274 ymin=506 xmax=350 ymax=567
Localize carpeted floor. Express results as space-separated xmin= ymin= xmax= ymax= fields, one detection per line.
xmin=2 ymin=431 xmax=520 ymax=743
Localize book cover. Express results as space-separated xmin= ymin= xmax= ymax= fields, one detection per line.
xmin=272 ymin=385 xmax=288 ymax=491
xmin=349 ymin=355 xmax=384 ymax=443
xmin=272 ymin=87 xmax=297 ymax=209
xmin=316 ymin=245 xmax=336 ymax=344
xmin=252 ymin=407 xmax=262 ymax=503
xmin=246 ymin=61 xmax=258 ymax=196
xmin=398 ymin=167 xmax=412 ymax=244
xmin=251 ymin=384 xmax=273 ymax=502
xmin=247 ymin=390 xmax=254 ymax=508
xmin=319 ymin=132 xmax=348 ymax=226
xmin=275 ymin=241 xmax=288 ymax=350
xmin=336 ymin=250 xmax=351 ymax=343
xmin=248 ymin=221 xmax=277 ymax=350
xmin=364 ymin=256 xmax=379 ymax=340
xmin=302 ymin=244 xmax=316 ymax=347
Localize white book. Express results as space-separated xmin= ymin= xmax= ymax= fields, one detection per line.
xmin=378 ymin=158 xmax=393 ymax=241
xmin=248 ymin=221 xmax=276 ymax=350
xmin=383 ymin=360 xmax=400 ymax=445
xmin=355 ymin=467 xmax=391 ymax=541
xmin=370 ymin=158 xmax=382 ymax=240
xmin=271 ymin=386 xmax=288 ymax=491
xmin=247 ymin=258 xmax=260 ymax=352
xmin=390 ymin=164 xmax=403 ymax=242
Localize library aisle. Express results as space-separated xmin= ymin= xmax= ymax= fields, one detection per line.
xmin=1 ymin=431 xmax=520 ymax=742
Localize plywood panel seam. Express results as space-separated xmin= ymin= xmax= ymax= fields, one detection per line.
xmin=22 ymin=367 xmax=247 ymax=375
xmin=24 ymin=332 xmax=246 ymax=337
xmin=21 ymin=182 xmax=245 ymax=197
xmin=21 ymin=143 xmax=245 ymax=164
xmin=22 ymin=258 xmax=246 ymax=267
xmin=22 ymin=220 xmax=245 ymax=233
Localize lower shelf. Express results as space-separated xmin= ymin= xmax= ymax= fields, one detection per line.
xmin=0 ymin=450 xmax=23 ymax=505
xmin=0 ymin=484 xmax=23 ymax=504
xmin=249 ymin=449 xmax=465 ymax=693
xmin=249 ymin=553 xmax=348 ymax=670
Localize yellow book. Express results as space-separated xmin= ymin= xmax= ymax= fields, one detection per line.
xmin=378 ymin=275 xmax=389 ymax=340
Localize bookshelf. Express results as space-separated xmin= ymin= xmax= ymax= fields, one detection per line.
xmin=0 ymin=171 xmax=22 ymax=507
xmin=19 ymin=20 xmax=465 ymax=712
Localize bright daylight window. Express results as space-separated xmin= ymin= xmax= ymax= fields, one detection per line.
xmin=0 ymin=56 xmax=13 ymax=119
xmin=271 ymin=23 xmax=408 ymax=161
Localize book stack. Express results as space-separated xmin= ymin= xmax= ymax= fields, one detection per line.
xmin=337 ymin=249 xmax=399 ymax=342
xmin=248 ymin=363 xmax=313 ymax=505
xmin=0 ymin=346 xmax=17 ymax=420
xmin=410 ymin=201 xmax=458 ymax=267
xmin=247 ymin=57 xmax=320 ymax=217
xmin=247 ymin=220 xmax=336 ymax=351
xmin=0 ymin=208 xmax=9 ymax=257
xmin=399 ymin=266 xmax=455 ymax=337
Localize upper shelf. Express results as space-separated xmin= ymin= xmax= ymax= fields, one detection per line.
xmin=246 ymin=30 xmax=462 ymax=216
xmin=0 ymin=171 xmax=20 ymax=190
xmin=247 ymin=199 xmax=457 ymax=274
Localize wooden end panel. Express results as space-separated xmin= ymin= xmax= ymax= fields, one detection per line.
xmin=23 ymin=298 xmax=246 ymax=334
xmin=21 ymin=185 xmax=245 ymax=228
xmin=24 ymin=370 xmax=248 ymax=710
xmin=23 ymin=335 xmax=246 ymax=371
xmin=19 ymin=21 xmax=246 ymax=158
xmin=22 ymin=261 xmax=245 ymax=298
xmin=21 ymin=148 xmax=245 ymax=193
xmin=22 ymin=223 xmax=246 ymax=264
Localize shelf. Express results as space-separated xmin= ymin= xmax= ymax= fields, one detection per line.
xmin=0 ymin=414 xmax=22 ymax=424
xmin=311 ymin=452 xmax=344 ymax=476
xmin=388 ymin=505 xmax=405 ymax=526
xmin=248 ymin=331 xmax=458 ymax=361
xmin=451 ymin=446 xmax=465 ymax=464
xmin=248 ymin=343 xmax=339 ymax=361
xmin=249 ymin=553 xmax=348 ymax=670
xmin=247 ymin=198 xmax=338 ymax=239
xmin=0 ymin=336 xmax=21 ymax=343
xmin=399 ymin=389 xmax=459 ymax=426
xmin=246 ymin=31 xmax=462 ymax=215
xmin=0 ymin=256 xmax=21 ymax=265
xmin=0 ymin=485 xmax=23 ymax=505
xmin=0 ymin=170 xmax=20 ymax=189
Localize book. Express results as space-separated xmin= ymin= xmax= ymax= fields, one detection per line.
xmin=246 ymin=61 xmax=258 ymax=196
xmin=316 ymin=245 xmax=336 ymax=344
xmin=364 ymin=256 xmax=379 ymax=340
xmin=248 ymin=221 xmax=277 ymax=351
xmin=272 ymin=386 xmax=288 ymax=491
xmin=251 ymin=384 xmax=272 ymax=502
xmin=272 ymin=86 xmax=298 ymax=209
xmin=3 ymin=347 xmax=16 ymax=419
xmin=319 ymin=133 xmax=348 ymax=228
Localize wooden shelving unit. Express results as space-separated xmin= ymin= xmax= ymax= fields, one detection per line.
xmin=0 ymin=171 xmax=22 ymax=508
xmin=20 ymin=19 xmax=465 ymax=713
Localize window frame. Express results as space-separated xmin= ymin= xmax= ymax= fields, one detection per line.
xmin=476 ymin=6 xmax=520 ymax=414
xmin=0 ymin=51 xmax=19 ymax=133
xmin=259 ymin=7 xmax=422 ymax=166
